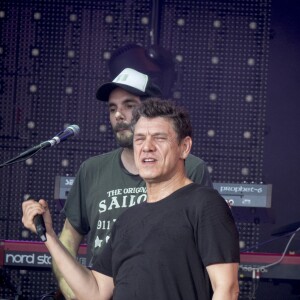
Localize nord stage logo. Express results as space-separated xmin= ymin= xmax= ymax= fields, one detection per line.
xmin=5 ymin=251 xmax=52 ymax=267
xmin=5 ymin=251 xmax=87 ymax=268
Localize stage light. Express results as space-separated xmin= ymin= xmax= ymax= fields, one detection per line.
xmin=249 ymin=22 xmax=257 ymax=30
xmin=68 ymin=50 xmax=75 ymax=58
xmin=245 ymin=95 xmax=253 ymax=102
xmin=177 ymin=18 xmax=185 ymax=26
xmin=27 ymin=121 xmax=35 ymax=129
xmin=213 ymin=20 xmax=221 ymax=28
xmin=33 ymin=12 xmax=41 ymax=20
xmin=247 ymin=58 xmax=255 ymax=66
xmin=207 ymin=129 xmax=216 ymax=137
xmin=29 ymin=85 xmax=37 ymax=93
xmin=105 ymin=15 xmax=113 ymax=23
xmin=103 ymin=51 xmax=111 ymax=60
xmin=244 ymin=131 xmax=251 ymax=139
xmin=31 ymin=48 xmax=39 ymax=56
xmin=209 ymin=93 xmax=217 ymax=101
xmin=99 ymin=124 xmax=107 ymax=133
xmin=141 ymin=17 xmax=149 ymax=25
xmin=69 ymin=14 xmax=77 ymax=22
xmin=211 ymin=56 xmax=219 ymax=64
xmin=65 ymin=87 xmax=73 ymax=94
xmin=61 ymin=159 xmax=69 ymax=167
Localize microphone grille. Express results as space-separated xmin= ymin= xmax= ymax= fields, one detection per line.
xmin=68 ymin=124 xmax=80 ymax=135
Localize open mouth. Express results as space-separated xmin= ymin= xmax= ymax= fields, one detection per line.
xmin=142 ymin=158 xmax=156 ymax=163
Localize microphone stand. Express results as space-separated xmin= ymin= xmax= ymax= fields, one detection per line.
xmin=0 ymin=141 xmax=51 ymax=168
xmin=1 ymin=142 xmax=51 ymax=241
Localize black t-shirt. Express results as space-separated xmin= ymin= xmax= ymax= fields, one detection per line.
xmin=63 ymin=148 xmax=213 ymax=263
xmin=92 ymin=183 xmax=240 ymax=300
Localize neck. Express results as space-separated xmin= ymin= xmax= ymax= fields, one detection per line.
xmin=146 ymin=172 xmax=192 ymax=203
xmin=121 ymin=147 xmax=139 ymax=175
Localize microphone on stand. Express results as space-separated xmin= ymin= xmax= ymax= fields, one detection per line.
xmin=43 ymin=124 xmax=80 ymax=147
xmin=20 ymin=124 xmax=80 ymax=155
xmin=0 ymin=124 xmax=80 ymax=168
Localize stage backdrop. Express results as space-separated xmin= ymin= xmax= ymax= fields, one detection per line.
xmin=0 ymin=0 xmax=299 ymax=299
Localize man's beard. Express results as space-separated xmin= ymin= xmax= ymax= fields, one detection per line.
xmin=113 ymin=122 xmax=133 ymax=148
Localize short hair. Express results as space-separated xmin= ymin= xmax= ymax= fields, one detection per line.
xmin=131 ymin=98 xmax=192 ymax=142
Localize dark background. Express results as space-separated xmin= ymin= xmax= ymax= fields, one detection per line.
xmin=0 ymin=0 xmax=299 ymax=299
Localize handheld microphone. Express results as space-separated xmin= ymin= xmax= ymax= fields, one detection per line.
xmin=27 ymin=196 xmax=47 ymax=242
xmin=33 ymin=214 xmax=47 ymax=242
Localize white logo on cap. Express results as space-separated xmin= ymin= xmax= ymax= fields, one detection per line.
xmin=113 ymin=68 xmax=148 ymax=92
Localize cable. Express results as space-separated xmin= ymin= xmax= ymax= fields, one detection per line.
xmin=240 ymin=227 xmax=300 ymax=274
xmin=241 ymin=228 xmax=299 ymax=253
xmin=240 ymin=227 xmax=300 ymax=300
xmin=257 ymin=227 xmax=300 ymax=271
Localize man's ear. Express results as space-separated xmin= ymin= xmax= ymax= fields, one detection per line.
xmin=180 ymin=136 xmax=192 ymax=159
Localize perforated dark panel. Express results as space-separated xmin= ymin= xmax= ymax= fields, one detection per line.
xmin=0 ymin=0 xmax=271 ymax=299
xmin=159 ymin=0 xmax=271 ymax=183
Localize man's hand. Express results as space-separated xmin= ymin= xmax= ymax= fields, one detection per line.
xmin=22 ymin=199 xmax=53 ymax=236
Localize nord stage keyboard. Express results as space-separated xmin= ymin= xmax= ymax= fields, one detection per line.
xmin=2 ymin=240 xmax=299 ymax=281
xmin=0 ymin=240 xmax=87 ymax=269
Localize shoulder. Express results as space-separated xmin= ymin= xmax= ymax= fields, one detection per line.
xmin=186 ymin=153 xmax=205 ymax=164
xmin=185 ymin=155 xmax=213 ymax=187
xmin=185 ymin=153 xmax=206 ymax=166
xmin=187 ymin=183 xmax=220 ymax=198
xmin=186 ymin=184 xmax=227 ymax=209
xmin=80 ymin=148 xmax=122 ymax=169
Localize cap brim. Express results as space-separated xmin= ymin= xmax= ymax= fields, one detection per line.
xmin=96 ymin=82 xmax=148 ymax=102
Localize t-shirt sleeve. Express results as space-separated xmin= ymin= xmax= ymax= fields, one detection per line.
xmin=195 ymin=188 xmax=240 ymax=267
xmin=62 ymin=162 xmax=90 ymax=235
xmin=91 ymin=232 xmax=113 ymax=277
xmin=185 ymin=154 xmax=213 ymax=187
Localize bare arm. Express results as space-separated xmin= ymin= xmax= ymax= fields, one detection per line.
xmin=22 ymin=199 xmax=114 ymax=300
xmin=52 ymin=219 xmax=83 ymax=300
xmin=206 ymin=263 xmax=239 ymax=300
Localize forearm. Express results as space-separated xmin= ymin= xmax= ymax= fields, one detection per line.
xmin=52 ymin=219 xmax=83 ymax=299
xmin=46 ymin=230 xmax=100 ymax=300
xmin=52 ymin=247 xmax=77 ymax=300
xmin=207 ymin=263 xmax=239 ymax=300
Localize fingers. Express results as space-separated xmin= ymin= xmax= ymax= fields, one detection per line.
xmin=38 ymin=199 xmax=48 ymax=210
xmin=22 ymin=199 xmax=46 ymax=232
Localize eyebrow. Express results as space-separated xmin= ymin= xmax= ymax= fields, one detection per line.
xmin=108 ymin=99 xmax=139 ymax=107
xmin=134 ymin=132 xmax=169 ymax=137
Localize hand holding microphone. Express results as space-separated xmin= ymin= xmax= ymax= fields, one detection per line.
xmin=22 ymin=198 xmax=53 ymax=242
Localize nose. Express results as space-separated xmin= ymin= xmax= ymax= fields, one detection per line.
xmin=115 ymin=109 xmax=125 ymax=121
xmin=142 ymin=136 xmax=155 ymax=152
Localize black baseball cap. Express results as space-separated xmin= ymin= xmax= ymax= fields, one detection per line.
xmin=96 ymin=68 xmax=162 ymax=102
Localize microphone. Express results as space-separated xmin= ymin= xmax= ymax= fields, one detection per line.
xmin=0 ymin=124 xmax=80 ymax=168
xmin=41 ymin=124 xmax=80 ymax=148
xmin=27 ymin=196 xmax=47 ymax=242
xmin=33 ymin=214 xmax=47 ymax=242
